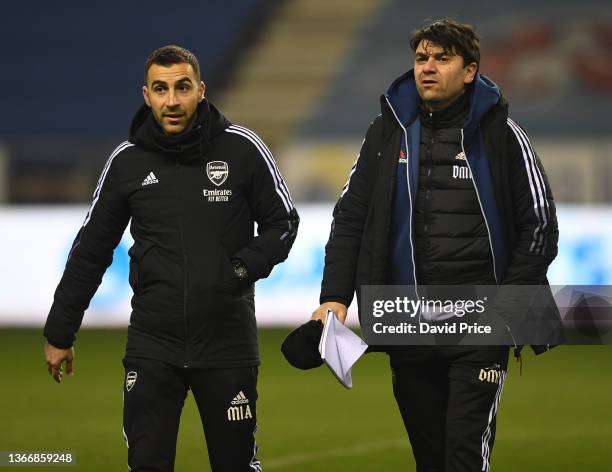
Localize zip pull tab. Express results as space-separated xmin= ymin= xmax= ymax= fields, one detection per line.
xmin=514 ymin=349 xmax=523 ymax=376
xmin=508 ymin=326 xmax=522 ymax=375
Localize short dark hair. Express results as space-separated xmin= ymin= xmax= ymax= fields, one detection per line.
xmin=410 ymin=19 xmax=480 ymax=68
xmin=144 ymin=45 xmax=200 ymax=83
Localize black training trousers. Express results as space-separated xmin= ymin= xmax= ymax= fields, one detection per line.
xmin=122 ymin=357 xmax=261 ymax=472
xmin=390 ymin=346 xmax=509 ymax=472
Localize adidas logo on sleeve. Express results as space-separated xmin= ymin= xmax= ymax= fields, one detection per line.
xmin=142 ymin=172 xmax=159 ymax=186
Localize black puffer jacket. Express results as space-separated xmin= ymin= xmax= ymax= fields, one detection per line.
xmin=320 ymin=71 xmax=561 ymax=353
xmin=414 ymin=91 xmax=495 ymax=284
xmin=45 ymin=100 xmax=299 ymax=368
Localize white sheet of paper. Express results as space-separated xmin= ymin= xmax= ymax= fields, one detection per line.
xmin=318 ymin=309 xmax=368 ymax=388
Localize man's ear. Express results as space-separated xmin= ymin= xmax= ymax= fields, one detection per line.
xmin=142 ymin=85 xmax=151 ymax=107
xmin=199 ymin=81 xmax=206 ymax=102
xmin=464 ymin=62 xmax=478 ymax=85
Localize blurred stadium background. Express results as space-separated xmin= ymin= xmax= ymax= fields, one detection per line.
xmin=1 ymin=0 xmax=611 ymax=470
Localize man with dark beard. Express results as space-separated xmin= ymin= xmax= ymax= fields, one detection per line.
xmin=44 ymin=45 xmax=299 ymax=472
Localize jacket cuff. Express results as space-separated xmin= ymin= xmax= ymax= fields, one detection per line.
xmin=319 ymin=295 xmax=352 ymax=307
xmin=230 ymin=258 xmax=251 ymax=288
xmin=46 ymin=337 xmax=73 ymax=349
xmin=531 ymin=344 xmax=557 ymax=355
xmin=233 ymin=248 xmax=269 ymax=282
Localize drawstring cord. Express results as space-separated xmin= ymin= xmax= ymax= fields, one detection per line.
xmin=507 ymin=324 xmax=523 ymax=376
xmin=513 ymin=347 xmax=523 ymax=376
xmin=197 ymin=124 xmax=204 ymax=158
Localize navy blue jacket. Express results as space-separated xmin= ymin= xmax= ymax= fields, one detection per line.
xmin=320 ymin=71 xmax=561 ymax=353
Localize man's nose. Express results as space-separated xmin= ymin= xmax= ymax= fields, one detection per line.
xmin=423 ymin=56 xmax=436 ymax=73
xmin=166 ymin=90 xmax=179 ymax=106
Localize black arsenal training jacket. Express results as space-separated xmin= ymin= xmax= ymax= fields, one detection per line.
xmin=44 ymin=100 xmax=299 ymax=368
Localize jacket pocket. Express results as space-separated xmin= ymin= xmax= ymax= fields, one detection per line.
xmin=128 ymin=243 xmax=156 ymax=295
xmin=216 ymin=248 xmax=242 ymax=295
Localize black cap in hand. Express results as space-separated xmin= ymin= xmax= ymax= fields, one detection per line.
xmin=281 ymin=320 xmax=324 ymax=370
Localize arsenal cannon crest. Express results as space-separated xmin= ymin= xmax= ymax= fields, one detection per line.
xmin=206 ymin=161 xmax=229 ymax=187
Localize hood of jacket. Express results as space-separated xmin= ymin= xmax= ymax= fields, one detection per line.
xmin=128 ymin=99 xmax=231 ymax=164
xmin=384 ymin=69 xmax=502 ymax=133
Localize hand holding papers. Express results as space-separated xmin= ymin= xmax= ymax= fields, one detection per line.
xmin=318 ymin=309 xmax=368 ymax=388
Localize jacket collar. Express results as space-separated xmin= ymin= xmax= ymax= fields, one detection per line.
xmin=128 ymin=99 xmax=231 ymax=164
xmin=419 ymin=90 xmax=470 ymax=129
xmin=383 ymin=69 xmax=502 ymax=133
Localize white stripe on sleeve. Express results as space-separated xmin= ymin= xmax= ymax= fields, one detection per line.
xmin=508 ymin=118 xmax=550 ymax=253
xmin=83 ymin=141 xmax=133 ymax=227
xmin=507 ymin=119 xmax=548 ymax=254
xmin=229 ymin=125 xmax=293 ymax=206
xmin=225 ymin=126 xmax=293 ymax=213
xmin=340 ymin=139 xmax=365 ymax=198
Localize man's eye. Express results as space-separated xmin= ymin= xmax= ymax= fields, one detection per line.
xmin=154 ymin=87 xmax=165 ymax=94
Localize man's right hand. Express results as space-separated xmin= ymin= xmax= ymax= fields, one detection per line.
xmin=311 ymin=302 xmax=348 ymax=325
xmin=44 ymin=341 xmax=75 ymax=383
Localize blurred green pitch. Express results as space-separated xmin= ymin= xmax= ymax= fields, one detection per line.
xmin=1 ymin=329 xmax=611 ymax=471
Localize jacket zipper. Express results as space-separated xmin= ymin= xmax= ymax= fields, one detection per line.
xmin=176 ymin=162 xmax=190 ymax=368
xmin=460 ymin=130 xmax=517 ymax=348
xmin=460 ymin=129 xmax=498 ymax=284
xmin=383 ymin=100 xmax=513 ymax=341
xmin=384 ymin=95 xmax=418 ymax=290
